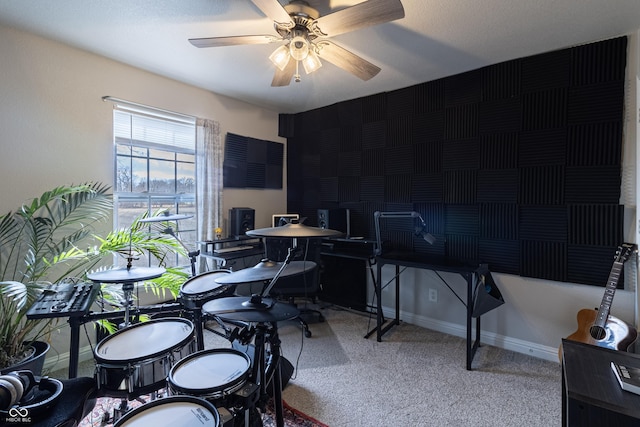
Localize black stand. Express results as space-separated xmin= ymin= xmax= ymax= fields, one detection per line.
xmin=251 ymin=321 xmax=285 ymax=427
xmin=369 ymin=252 xmax=484 ymax=370
xmin=192 ymin=307 xmax=206 ymax=351
xmin=164 ymin=226 xmax=199 ymax=277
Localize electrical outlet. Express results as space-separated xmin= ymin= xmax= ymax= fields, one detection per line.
xmin=428 ymin=288 xmax=438 ymax=302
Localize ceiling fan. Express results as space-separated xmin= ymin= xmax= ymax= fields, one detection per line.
xmin=189 ymin=0 xmax=405 ymax=87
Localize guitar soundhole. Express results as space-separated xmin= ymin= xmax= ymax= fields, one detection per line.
xmin=590 ymin=325 xmax=606 ymax=340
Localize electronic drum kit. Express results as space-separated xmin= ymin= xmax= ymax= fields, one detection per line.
xmin=86 ymin=216 xmax=341 ymax=427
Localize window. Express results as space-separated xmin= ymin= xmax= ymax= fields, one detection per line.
xmin=113 ymin=107 xmax=196 ymax=268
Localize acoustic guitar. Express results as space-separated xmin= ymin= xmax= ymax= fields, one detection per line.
xmin=559 ymin=243 xmax=638 ymax=361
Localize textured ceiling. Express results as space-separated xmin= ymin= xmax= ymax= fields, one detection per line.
xmin=0 ymin=0 xmax=638 ymax=113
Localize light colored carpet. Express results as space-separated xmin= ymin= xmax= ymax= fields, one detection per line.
xmin=274 ymin=307 xmax=560 ymax=427
xmin=54 ymin=305 xmax=560 ymax=427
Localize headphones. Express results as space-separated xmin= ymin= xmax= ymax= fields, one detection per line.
xmin=0 ymin=370 xmax=63 ymax=416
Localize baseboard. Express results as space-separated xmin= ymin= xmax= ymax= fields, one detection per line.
xmin=385 ymin=308 xmax=561 ymax=364
xmin=44 ymin=345 xmax=95 ymax=375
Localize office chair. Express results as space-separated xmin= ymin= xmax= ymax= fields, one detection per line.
xmin=268 ymin=262 xmax=323 ymax=337
xmin=264 ymin=237 xmax=324 ymax=337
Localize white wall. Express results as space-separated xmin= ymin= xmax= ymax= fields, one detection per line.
xmin=0 ymin=24 xmax=285 ymax=224
xmin=0 ymin=23 xmax=286 ymax=372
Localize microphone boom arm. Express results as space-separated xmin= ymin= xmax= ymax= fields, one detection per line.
xmin=374 ymin=211 xmax=435 ymax=256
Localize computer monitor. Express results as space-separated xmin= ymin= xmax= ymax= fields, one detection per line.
xmin=271 ymin=213 xmax=299 ymax=227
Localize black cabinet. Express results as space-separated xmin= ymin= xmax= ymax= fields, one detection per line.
xmin=562 ymin=339 xmax=640 ymax=426
xmin=318 ymin=239 xmax=375 ymax=312
xmin=319 ymin=255 xmax=367 ymax=311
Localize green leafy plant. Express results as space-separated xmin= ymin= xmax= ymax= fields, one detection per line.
xmin=0 ymin=183 xmax=187 ymax=368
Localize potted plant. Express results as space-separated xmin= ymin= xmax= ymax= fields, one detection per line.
xmin=0 ymin=183 xmax=187 ymax=372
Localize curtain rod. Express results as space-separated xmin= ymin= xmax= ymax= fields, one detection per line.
xmin=102 ymin=96 xmax=196 ymax=123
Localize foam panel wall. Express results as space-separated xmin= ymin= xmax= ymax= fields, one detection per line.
xmin=283 ymin=36 xmax=628 ymax=287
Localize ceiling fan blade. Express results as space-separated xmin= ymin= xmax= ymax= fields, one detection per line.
xmin=313 ymin=0 xmax=405 ymax=37
xmin=271 ymin=58 xmax=297 ymax=87
xmin=251 ymin=0 xmax=295 ymax=27
xmin=316 ymin=41 xmax=381 ymax=81
xmin=189 ymin=35 xmax=280 ymax=48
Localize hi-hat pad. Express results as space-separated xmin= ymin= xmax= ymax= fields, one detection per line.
xmin=214 ymin=260 xmax=316 ymax=284
xmin=203 ymin=296 xmax=300 ymax=323
xmin=87 ymin=266 xmax=165 ymax=283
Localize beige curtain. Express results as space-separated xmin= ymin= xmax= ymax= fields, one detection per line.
xmin=196 ymin=118 xmax=223 ymax=271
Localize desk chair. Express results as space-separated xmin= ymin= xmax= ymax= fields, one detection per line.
xmin=268 ymin=262 xmax=323 ymax=337
xmin=265 ymin=238 xmax=324 ymax=337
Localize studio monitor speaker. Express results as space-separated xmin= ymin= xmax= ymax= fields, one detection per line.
xmin=317 ymin=208 xmax=350 ymax=236
xmin=229 ymin=207 xmax=255 ymax=237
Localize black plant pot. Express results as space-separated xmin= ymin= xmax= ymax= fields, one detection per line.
xmin=1 ymin=341 xmax=50 ymax=375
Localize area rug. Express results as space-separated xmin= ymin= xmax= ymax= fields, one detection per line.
xmin=79 ymin=394 xmax=328 ymax=427
xmin=262 ymin=399 xmax=329 ymax=427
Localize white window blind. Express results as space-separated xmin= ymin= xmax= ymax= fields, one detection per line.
xmin=114 ymin=109 xmax=196 ymax=154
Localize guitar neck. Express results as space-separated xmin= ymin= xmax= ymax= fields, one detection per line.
xmin=594 ymin=260 xmax=626 ymax=328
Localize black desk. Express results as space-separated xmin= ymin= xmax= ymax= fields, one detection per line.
xmin=370 ymin=251 xmax=484 ymax=370
xmin=562 ymin=339 xmax=640 ymax=426
xmin=199 ymin=237 xmax=263 ymax=269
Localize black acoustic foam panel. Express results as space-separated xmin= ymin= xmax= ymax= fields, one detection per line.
xmin=360 ymin=176 xmax=384 ymax=202
xmin=385 ymin=146 xmax=414 ymax=175
xmin=479 ymin=239 xmax=520 ymax=275
xmin=362 ymin=121 xmax=386 ymax=149
xmin=480 ymin=204 xmax=518 ymax=239
xmin=338 ymin=151 xmax=362 ymax=176
xmin=567 ymin=122 xmax=622 ymax=166
xmin=480 ymin=133 xmax=519 ymax=169
xmin=411 ymin=173 xmax=443 ymax=203
xmin=387 ymin=87 xmax=415 ymax=118
xmin=414 ymin=142 xmax=442 ymax=173
xmin=224 ymin=133 xmax=283 ymax=189
xmin=388 ymin=116 xmax=414 ymax=147
xmin=415 ymin=80 xmax=445 ymax=113
xmin=482 ymin=59 xmax=521 ymax=100
xmin=568 ymin=204 xmax=623 ymax=246
xmin=361 ymin=149 xmax=385 ymax=176
xmin=521 ymin=241 xmax=566 ymax=282
xmin=477 ymin=170 xmax=518 ymax=203
xmin=567 ymin=245 xmax=622 ymax=287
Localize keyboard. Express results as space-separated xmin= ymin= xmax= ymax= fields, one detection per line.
xmin=214 ymin=245 xmax=254 ymax=254
xmin=26 ymin=281 xmax=99 ymax=319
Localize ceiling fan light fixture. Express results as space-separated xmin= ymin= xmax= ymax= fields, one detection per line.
xmin=289 ymin=34 xmax=309 ymax=61
xmin=269 ymin=44 xmax=291 ymax=71
xmin=190 ymin=0 xmax=406 ymax=87
xmin=302 ymin=48 xmax=322 ymax=74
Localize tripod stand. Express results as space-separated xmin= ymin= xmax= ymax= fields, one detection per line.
xmin=250 ymin=321 xmax=285 ymax=426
